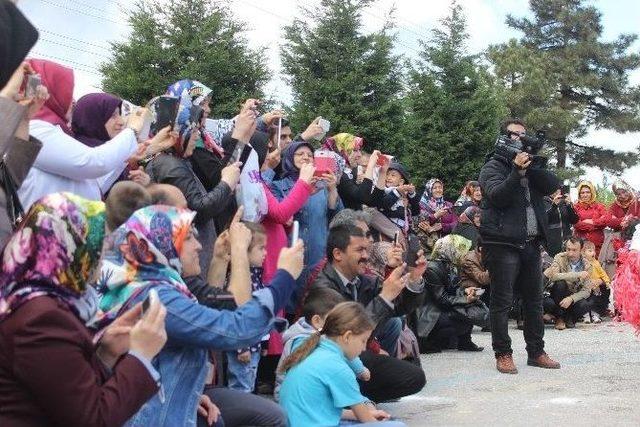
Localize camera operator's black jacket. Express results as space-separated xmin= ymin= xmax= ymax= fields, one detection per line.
xmin=478 ymin=151 xmax=559 ymax=249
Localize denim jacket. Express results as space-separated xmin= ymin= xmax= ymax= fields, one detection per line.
xmin=125 ymin=270 xmax=293 ymax=427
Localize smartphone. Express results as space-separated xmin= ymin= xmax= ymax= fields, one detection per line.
xmin=405 ymin=234 xmax=421 ymax=267
xmin=189 ymin=105 xmax=204 ymax=130
xmin=313 ymin=156 xmax=336 ymax=177
xmin=376 ymin=154 xmax=391 ymax=167
xmin=276 ymin=117 xmax=283 ymax=151
xmin=154 ymin=96 xmax=180 ymax=132
xmin=474 ymin=288 xmax=486 ymax=296
xmin=141 ymin=289 xmax=158 ymax=318
xmin=291 ymin=220 xmax=299 ymax=246
xmin=393 ymin=231 xmax=400 ymax=247
xmin=318 ymin=118 xmax=330 ymax=133
xmin=25 ymin=74 xmax=41 ymax=98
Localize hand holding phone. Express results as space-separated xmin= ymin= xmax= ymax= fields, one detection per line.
xmin=404 ymin=234 xmax=420 ymax=268
xmin=25 ymin=74 xmax=41 ymax=99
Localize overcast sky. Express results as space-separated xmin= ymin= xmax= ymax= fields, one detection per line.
xmin=17 ymin=0 xmax=640 ymax=190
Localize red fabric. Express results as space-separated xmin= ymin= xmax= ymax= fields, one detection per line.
xmin=613 ymin=248 xmax=640 ymax=332
xmin=573 ymin=201 xmax=610 ymax=254
xmin=608 ymin=201 xmax=640 ymax=231
xmin=26 ymin=59 xmax=74 ymax=134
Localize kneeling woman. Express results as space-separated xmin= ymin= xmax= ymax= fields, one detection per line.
xmin=96 ymin=205 xmax=304 ymax=426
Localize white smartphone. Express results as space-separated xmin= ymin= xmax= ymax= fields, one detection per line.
xmin=291 ymin=220 xmax=299 ymax=247
xmin=276 ymin=117 xmax=282 ymax=151
xmin=318 ymin=117 xmax=330 ymax=133
xmin=393 ymin=231 xmax=400 ymax=246
xmin=474 ymin=288 xmax=485 ymax=296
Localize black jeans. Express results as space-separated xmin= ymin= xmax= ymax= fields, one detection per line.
xmin=483 ymin=241 xmax=545 ymax=358
xmin=359 ymin=350 xmax=426 ymax=403
xmin=200 ymin=387 xmax=286 ymax=427
xmin=543 ymin=281 xmax=593 ymax=321
xmin=427 ymin=311 xmax=474 ymax=347
xmin=591 ymin=285 xmax=611 ymax=315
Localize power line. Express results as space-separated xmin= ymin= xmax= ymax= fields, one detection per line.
xmin=30 ymin=51 xmax=103 ymax=77
xmin=39 ymin=29 xmax=113 ymax=52
xmin=40 ymin=37 xmax=111 ymax=60
xmin=39 ymin=0 xmax=128 ymax=27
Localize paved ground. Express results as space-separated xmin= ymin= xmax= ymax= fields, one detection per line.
xmin=380 ymin=320 xmax=640 ymax=426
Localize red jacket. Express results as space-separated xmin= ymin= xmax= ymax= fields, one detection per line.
xmin=608 ymin=200 xmax=640 ymax=231
xmin=0 ymin=297 xmax=158 ymax=427
xmin=574 ymin=201 xmax=610 ymax=249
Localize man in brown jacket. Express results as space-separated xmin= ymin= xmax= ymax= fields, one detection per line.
xmin=543 ymin=237 xmax=594 ymax=330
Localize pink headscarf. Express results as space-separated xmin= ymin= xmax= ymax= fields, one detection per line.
xmin=27 ymin=58 xmax=74 ymax=134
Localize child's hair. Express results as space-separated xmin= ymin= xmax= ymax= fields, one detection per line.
xmin=242 ymin=221 xmax=266 ymax=248
xmin=105 ymin=181 xmax=152 ymax=231
xmin=582 ymin=240 xmax=596 ymax=252
xmin=302 ymin=287 xmax=346 ymax=322
xmin=279 ymin=302 xmax=375 ymax=373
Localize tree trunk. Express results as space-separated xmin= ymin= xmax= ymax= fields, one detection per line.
xmin=556 ymin=138 xmax=567 ymax=168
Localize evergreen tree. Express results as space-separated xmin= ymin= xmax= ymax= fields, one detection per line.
xmin=489 ymin=0 xmax=640 ymax=176
xmin=404 ymin=2 xmax=506 ymax=198
xmin=281 ymin=0 xmax=405 ymax=153
xmin=100 ymin=0 xmax=269 ymax=117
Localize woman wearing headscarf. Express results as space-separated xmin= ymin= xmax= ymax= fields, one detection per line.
xmin=453 ymin=180 xmax=482 ymax=215
xmin=72 ymin=92 xmax=156 ymax=192
xmin=0 ymin=193 xmax=167 ymax=426
xmin=321 ymin=133 xmax=386 ymax=210
xmin=409 ymin=235 xmax=485 ymax=354
xmin=18 ymin=59 xmax=152 ymax=210
xmin=608 ymin=179 xmax=639 ymax=232
xmin=573 ymin=180 xmax=610 ymax=256
xmin=271 ymin=141 xmax=342 ymax=291
xmin=451 ymin=205 xmax=481 ymax=247
xmin=413 ymin=178 xmax=458 ymax=253
xmin=146 ymin=85 xmax=246 ymax=277
xmin=96 ymin=205 xmax=305 ymax=426
xmin=0 ymin=0 xmax=43 ymax=246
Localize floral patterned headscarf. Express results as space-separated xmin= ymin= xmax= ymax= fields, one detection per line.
xmin=94 ymin=205 xmax=196 ymax=329
xmin=431 ymin=234 xmax=472 ymax=266
xmin=0 ymin=193 xmax=106 ymax=322
xmin=420 ymin=178 xmax=445 ymax=212
xmin=322 ymin=133 xmax=364 ymax=166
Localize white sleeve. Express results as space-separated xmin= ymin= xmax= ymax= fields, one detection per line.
xmin=29 ymin=121 xmax=137 ymax=180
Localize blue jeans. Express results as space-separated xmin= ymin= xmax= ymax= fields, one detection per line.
xmin=226 ymin=348 xmax=261 ymax=393
xmin=377 ymin=317 xmax=402 ymax=355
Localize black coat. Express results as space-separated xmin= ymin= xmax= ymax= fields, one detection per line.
xmin=545 ymin=198 xmax=579 ymax=257
xmin=147 ymin=153 xmax=233 ymax=276
xmin=312 ymin=263 xmax=425 ymax=338
xmin=337 ymin=172 xmax=385 ymax=210
xmin=478 ymin=152 xmax=559 ymax=248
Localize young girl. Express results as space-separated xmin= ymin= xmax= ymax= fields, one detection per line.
xmin=279 ymin=302 xmax=405 ymax=427
xmin=582 ymin=240 xmax=611 ymax=323
xmin=225 ymin=221 xmax=270 ymax=392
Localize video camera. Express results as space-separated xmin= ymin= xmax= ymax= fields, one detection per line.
xmin=494 ymin=130 xmax=548 ymax=168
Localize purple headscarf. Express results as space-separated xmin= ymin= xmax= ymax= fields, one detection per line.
xmin=72 ymin=93 xmax=122 ymax=147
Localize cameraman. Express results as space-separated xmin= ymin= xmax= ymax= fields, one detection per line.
xmin=545 ymin=187 xmax=579 ymax=257
xmin=479 ymin=118 xmax=560 ymax=374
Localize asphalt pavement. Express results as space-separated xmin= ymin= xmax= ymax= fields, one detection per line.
xmin=380 ymin=320 xmax=640 ymax=426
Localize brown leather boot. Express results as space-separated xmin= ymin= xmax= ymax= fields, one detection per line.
xmin=555 ymin=317 xmax=566 ymax=330
xmin=527 ymin=352 xmax=561 ymax=369
xmin=496 ymin=354 xmax=518 ymax=374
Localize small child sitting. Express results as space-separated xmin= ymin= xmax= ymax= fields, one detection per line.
xmin=274 ymin=287 xmax=370 ymax=401
xmin=225 ymin=221 xmax=269 ymax=393
xmin=279 ymin=302 xmax=405 ymax=427
xmin=582 ymin=240 xmax=611 ymax=323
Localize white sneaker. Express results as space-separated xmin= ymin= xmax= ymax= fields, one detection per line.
xmin=583 ymin=312 xmax=592 ymax=324
xmin=591 ymin=312 xmax=602 ymax=323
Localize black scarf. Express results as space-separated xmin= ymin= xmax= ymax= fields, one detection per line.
xmin=1 ymin=0 xmax=39 ymax=88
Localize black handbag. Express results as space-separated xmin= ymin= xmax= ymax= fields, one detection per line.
xmin=0 ymin=156 xmax=25 ymax=229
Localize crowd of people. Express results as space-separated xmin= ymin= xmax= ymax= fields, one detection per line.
xmin=1 ymin=2 xmax=640 ymax=426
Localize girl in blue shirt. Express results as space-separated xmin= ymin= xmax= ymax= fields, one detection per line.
xmin=279 ymin=302 xmax=406 ymax=427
